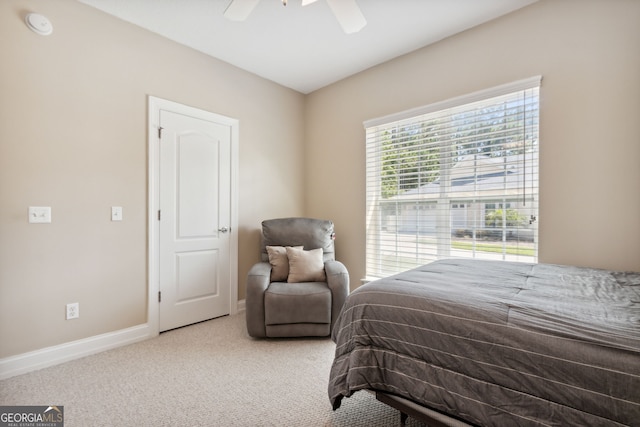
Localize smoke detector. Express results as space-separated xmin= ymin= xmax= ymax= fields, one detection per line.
xmin=25 ymin=13 xmax=53 ymax=36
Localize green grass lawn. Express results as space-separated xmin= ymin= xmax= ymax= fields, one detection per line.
xmin=451 ymin=240 xmax=535 ymax=257
xmin=414 ymin=236 xmax=535 ymax=257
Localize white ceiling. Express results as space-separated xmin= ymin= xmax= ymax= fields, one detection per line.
xmin=78 ymin=0 xmax=538 ymax=94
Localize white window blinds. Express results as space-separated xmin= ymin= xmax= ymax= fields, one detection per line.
xmin=365 ymin=77 xmax=541 ymax=279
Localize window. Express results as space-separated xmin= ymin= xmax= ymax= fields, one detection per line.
xmin=365 ymin=77 xmax=540 ymax=278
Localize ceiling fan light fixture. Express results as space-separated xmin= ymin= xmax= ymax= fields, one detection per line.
xmin=224 ymin=0 xmax=366 ymax=34
xmin=326 ymin=0 xmax=366 ymax=34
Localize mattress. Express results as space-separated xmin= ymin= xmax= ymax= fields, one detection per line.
xmin=328 ymin=259 xmax=640 ymax=426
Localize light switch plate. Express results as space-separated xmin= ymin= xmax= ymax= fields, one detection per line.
xmin=111 ymin=206 xmax=123 ymax=221
xmin=29 ymin=206 xmax=51 ymax=223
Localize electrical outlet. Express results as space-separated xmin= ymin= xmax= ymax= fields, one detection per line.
xmin=66 ymin=303 xmax=79 ymax=320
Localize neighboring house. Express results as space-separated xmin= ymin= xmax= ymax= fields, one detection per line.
xmin=386 ymin=153 xmax=537 ymax=242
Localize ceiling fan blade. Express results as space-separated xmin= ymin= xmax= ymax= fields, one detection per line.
xmin=325 ymin=0 xmax=366 ymax=34
xmin=301 ymin=0 xmax=319 ymax=5
xmin=224 ymin=0 xmax=260 ymax=22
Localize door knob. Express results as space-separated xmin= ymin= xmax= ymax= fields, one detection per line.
xmin=218 ymin=227 xmax=229 ymax=233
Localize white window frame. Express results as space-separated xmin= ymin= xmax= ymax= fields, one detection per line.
xmin=365 ymin=77 xmax=541 ymax=279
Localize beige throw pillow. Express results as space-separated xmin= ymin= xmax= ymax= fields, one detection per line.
xmin=266 ymin=246 xmax=302 ymax=282
xmin=286 ymin=247 xmax=326 ymax=283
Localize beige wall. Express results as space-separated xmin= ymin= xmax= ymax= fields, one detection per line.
xmin=0 ymin=0 xmax=305 ymax=358
xmin=305 ymin=0 xmax=640 ymax=283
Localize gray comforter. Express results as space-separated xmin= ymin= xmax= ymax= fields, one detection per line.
xmin=329 ymin=259 xmax=640 ymax=426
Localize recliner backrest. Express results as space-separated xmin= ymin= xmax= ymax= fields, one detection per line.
xmin=260 ymin=217 xmax=336 ymax=263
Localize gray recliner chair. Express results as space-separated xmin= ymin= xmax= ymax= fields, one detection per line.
xmin=246 ymin=217 xmax=350 ymax=338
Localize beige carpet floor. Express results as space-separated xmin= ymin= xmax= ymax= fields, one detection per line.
xmin=0 ymin=313 xmax=428 ymax=426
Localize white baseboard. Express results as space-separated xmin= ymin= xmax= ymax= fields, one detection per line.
xmin=1 ymin=301 xmax=246 ymax=380
xmin=0 ymin=323 xmax=152 ymax=380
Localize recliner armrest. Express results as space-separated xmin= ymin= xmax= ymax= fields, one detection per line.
xmin=324 ymin=260 xmax=350 ymax=332
xmin=246 ymin=261 xmax=272 ymax=338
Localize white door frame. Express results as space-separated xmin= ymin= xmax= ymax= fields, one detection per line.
xmin=148 ymin=96 xmax=239 ymax=336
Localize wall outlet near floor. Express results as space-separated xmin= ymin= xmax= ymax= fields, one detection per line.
xmin=66 ymin=302 xmax=79 ymax=320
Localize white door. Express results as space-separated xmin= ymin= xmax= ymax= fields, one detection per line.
xmin=158 ymin=109 xmax=232 ymax=332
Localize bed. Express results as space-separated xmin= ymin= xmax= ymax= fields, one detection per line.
xmin=328 ymin=259 xmax=640 ymax=426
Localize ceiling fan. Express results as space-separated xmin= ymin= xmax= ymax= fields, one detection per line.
xmin=224 ymin=0 xmax=367 ymax=34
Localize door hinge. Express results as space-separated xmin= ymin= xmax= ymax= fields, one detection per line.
xmin=158 ymin=210 xmax=161 ymax=220
xmin=158 ymin=127 xmax=163 ymax=138
xmin=158 ymin=291 xmax=161 ymax=303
